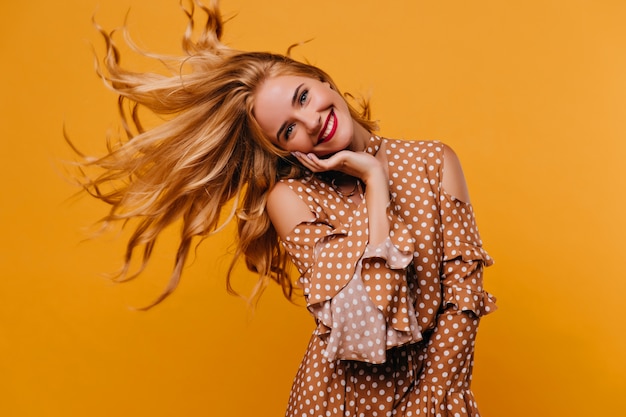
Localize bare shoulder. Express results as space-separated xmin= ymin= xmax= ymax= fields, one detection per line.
xmin=266 ymin=181 xmax=316 ymax=239
xmin=441 ymin=143 xmax=471 ymax=203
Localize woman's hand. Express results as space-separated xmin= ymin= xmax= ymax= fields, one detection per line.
xmin=292 ymin=150 xmax=387 ymax=185
xmin=294 ymin=149 xmax=390 ymax=245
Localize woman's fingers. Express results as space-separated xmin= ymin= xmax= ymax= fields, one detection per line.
xmin=293 ymin=150 xmax=382 ymax=181
xmin=292 ymin=151 xmax=321 ymax=171
xmin=293 ymin=151 xmax=339 ymax=172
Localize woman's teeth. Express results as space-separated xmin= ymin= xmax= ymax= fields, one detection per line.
xmin=320 ymin=112 xmax=335 ymax=142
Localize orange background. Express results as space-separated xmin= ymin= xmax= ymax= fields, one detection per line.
xmin=1 ymin=0 xmax=625 ymax=416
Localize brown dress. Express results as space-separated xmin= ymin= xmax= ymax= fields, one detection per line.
xmin=280 ymin=136 xmax=496 ymax=417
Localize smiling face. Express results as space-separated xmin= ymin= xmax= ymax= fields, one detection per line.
xmin=253 ymin=75 xmax=358 ymax=157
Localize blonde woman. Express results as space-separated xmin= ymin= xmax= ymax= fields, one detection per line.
xmin=72 ymin=1 xmax=496 ymax=415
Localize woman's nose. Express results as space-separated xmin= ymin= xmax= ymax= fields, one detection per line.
xmin=301 ymin=111 xmax=321 ymax=134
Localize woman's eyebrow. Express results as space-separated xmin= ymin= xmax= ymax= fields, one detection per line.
xmin=291 ymin=83 xmax=304 ymax=106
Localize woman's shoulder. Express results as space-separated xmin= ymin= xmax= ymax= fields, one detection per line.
xmin=380 ymin=138 xmax=470 ymax=201
xmin=380 ymin=138 xmax=447 ymax=172
xmin=381 ymin=138 xmax=446 ymax=159
xmin=267 ymin=181 xmax=316 ymax=240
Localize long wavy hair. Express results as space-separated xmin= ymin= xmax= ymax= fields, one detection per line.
xmin=69 ymin=0 xmax=376 ymax=308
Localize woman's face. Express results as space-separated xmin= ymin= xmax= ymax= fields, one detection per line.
xmin=253 ymin=75 xmax=354 ymax=157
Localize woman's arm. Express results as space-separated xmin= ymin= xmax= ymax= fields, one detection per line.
xmin=417 ymin=143 xmax=495 ymax=393
xmin=266 ymin=181 xmax=315 ymax=240
xmin=361 ymin=148 xmax=391 ymax=246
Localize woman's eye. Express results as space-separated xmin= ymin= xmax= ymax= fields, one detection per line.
xmin=285 ymin=124 xmax=295 ymax=140
xmin=299 ymin=90 xmax=308 ymax=105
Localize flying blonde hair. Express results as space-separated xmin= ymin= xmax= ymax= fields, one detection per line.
xmin=69 ymin=0 xmax=377 ymax=308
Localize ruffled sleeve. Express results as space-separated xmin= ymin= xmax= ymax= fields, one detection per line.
xmin=440 ymin=190 xmax=497 ymax=317
xmin=407 ymin=190 xmax=496 ymax=415
xmin=360 ymin=202 xmax=417 ymax=333
xmin=281 ymin=206 xmax=365 ymax=305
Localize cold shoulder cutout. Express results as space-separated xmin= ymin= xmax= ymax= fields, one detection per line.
xmin=441 ymin=143 xmax=471 ymax=203
xmin=266 ymin=181 xmax=315 ymax=240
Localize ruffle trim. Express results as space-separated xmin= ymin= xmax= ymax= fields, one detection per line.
xmin=442 ymin=239 xmax=496 ymax=317
xmin=310 ymin=237 xmax=422 ymax=364
xmin=410 ymin=385 xmax=481 ymax=417
xmin=443 ymin=284 xmax=497 ymax=317
xmin=285 ymin=194 xmax=416 ymax=307
xmin=443 ymin=240 xmax=494 ymax=266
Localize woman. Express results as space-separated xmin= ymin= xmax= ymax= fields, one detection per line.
xmin=73 ymin=1 xmax=496 ymax=415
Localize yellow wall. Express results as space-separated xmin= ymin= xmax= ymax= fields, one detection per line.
xmin=1 ymin=0 xmax=624 ymax=415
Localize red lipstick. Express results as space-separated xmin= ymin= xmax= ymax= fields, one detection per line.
xmin=318 ymin=110 xmax=337 ymax=145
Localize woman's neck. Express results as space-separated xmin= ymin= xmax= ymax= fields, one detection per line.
xmin=348 ymin=121 xmax=372 ymax=153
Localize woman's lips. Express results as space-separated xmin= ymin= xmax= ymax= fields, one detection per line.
xmin=318 ymin=110 xmax=337 ymax=145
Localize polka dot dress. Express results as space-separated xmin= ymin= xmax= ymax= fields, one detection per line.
xmin=281 ymin=137 xmax=496 ymax=417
